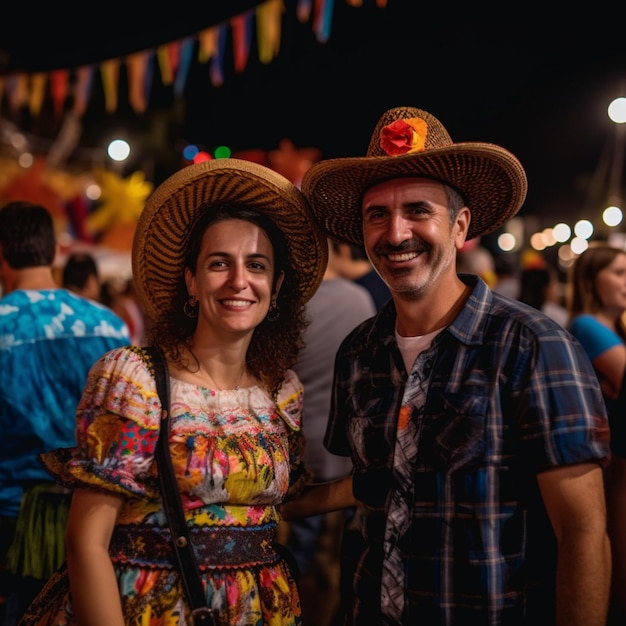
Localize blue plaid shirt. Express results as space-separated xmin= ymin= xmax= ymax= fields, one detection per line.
xmin=325 ymin=274 xmax=610 ymax=626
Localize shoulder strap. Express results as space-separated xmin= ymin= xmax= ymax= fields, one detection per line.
xmin=146 ymin=345 xmax=216 ymax=626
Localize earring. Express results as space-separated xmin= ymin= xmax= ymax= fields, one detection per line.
xmin=266 ymin=299 xmax=280 ymax=322
xmin=183 ymin=296 xmax=199 ymax=318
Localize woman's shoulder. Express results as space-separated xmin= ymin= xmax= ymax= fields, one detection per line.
xmin=94 ymin=344 xmax=155 ymax=372
xmin=569 ymin=314 xmax=623 ymax=358
xmin=569 ymin=314 xmax=619 ymax=339
xmin=275 ymin=369 xmax=304 ymax=430
xmin=569 ymin=313 xmax=603 ymax=329
xmin=85 ymin=345 xmax=159 ymax=406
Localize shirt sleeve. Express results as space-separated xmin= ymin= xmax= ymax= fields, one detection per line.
xmin=517 ymin=324 xmax=611 ymax=469
xmin=569 ymin=314 xmax=623 ymax=360
xmin=40 ymin=346 xmax=162 ymax=498
xmin=275 ymin=368 xmax=312 ymax=498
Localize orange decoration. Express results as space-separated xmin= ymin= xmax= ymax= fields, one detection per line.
xmin=267 ymin=138 xmax=322 ymax=186
xmin=0 ymin=158 xmax=68 ymax=232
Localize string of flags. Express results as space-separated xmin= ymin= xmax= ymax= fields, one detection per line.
xmin=0 ymin=0 xmax=387 ymax=120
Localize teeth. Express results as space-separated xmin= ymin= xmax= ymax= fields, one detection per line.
xmin=388 ymin=252 xmax=418 ymax=262
xmin=221 ymin=300 xmax=249 ymax=307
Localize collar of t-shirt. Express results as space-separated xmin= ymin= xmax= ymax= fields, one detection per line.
xmin=395 ymin=327 xmax=443 ymax=373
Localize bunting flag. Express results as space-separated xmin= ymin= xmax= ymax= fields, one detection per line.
xmin=9 ymin=74 xmax=28 ymax=111
xmin=157 ymin=41 xmax=181 ymax=87
xmin=174 ymin=38 xmax=195 ymax=98
xmin=126 ymin=52 xmax=150 ymax=114
xmin=50 ymin=69 xmax=69 ymax=119
xmin=198 ymin=26 xmax=220 ymax=63
xmin=210 ymin=24 xmax=229 ymax=87
xmin=73 ymin=66 xmax=94 ymax=116
xmin=100 ymin=59 xmax=121 ymax=114
xmin=257 ymin=0 xmax=284 ymax=64
xmin=231 ymin=10 xmax=254 ymax=74
xmin=29 ymin=73 xmax=46 ymax=117
xmin=297 ymin=0 xmax=313 ymax=22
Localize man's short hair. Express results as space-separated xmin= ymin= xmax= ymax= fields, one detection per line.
xmin=62 ymin=252 xmax=99 ymax=291
xmin=0 ymin=201 xmax=56 ymax=268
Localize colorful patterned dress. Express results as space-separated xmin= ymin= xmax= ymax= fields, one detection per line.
xmin=22 ymin=346 xmax=308 ymax=626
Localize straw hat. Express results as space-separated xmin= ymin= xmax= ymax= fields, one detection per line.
xmin=301 ymin=106 xmax=528 ymax=244
xmin=132 ymin=159 xmax=328 ymax=323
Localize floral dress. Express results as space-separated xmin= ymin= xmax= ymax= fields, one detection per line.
xmin=22 ymin=346 xmax=309 ymax=626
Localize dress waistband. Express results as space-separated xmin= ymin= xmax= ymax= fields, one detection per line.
xmin=109 ymin=523 xmax=280 ymax=570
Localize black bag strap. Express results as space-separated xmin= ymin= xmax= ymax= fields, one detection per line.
xmin=146 ymin=345 xmax=217 ymax=626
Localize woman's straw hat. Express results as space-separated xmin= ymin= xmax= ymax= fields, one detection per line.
xmin=132 ymin=159 xmax=328 ymax=323
xmin=301 ymin=106 xmax=528 ymax=244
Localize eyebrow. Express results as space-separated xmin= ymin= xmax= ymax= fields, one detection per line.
xmin=207 ymin=251 xmax=273 ymax=263
xmin=363 ymin=200 xmax=431 ymax=213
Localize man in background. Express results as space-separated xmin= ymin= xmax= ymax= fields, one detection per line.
xmin=61 ymin=251 xmax=101 ymax=301
xmin=0 ymin=201 xmax=130 ymax=625
xmin=330 ymin=241 xmax=390 ymax=310
xmin=287 ymin=239 xmax=376 ymax=626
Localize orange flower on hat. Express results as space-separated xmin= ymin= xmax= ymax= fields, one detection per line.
xmin=380 ymin=117 xmax=428 ymax=156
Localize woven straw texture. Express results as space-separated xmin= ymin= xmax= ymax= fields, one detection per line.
xmin=132 ymin=159 xmax=328 ymax=323
xmin=301 ymin=106 xmax=527 ymax=244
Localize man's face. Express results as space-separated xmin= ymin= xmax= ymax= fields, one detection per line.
xmin=361 ymin=177 xmax=470 ymax=300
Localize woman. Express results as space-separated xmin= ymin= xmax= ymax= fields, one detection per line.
xmin=20 ymin=159 xmax=330 ymax=626
xmin=567 ymin=244 xmax=626 ymax=411
xmin=567 ymin=243 xmax=626 ymax=622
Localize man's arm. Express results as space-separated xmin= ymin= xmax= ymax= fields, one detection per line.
xmin=537 ymin=462 xmax=611 ymax=626
xmin=278 ymin=474 xmax=355 ymax=520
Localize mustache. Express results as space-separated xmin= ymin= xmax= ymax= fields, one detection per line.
xmin=373 ymin=241 xmax=431 ymax=256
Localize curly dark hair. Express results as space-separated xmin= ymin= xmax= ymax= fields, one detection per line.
xmin=145 ymin=204 xmax=308 ymax=398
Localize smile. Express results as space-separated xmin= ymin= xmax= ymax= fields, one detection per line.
xmin=386 ymin=251 xmax=420 ymax=262
xmin=220 ymin=299 xmax=251 ymax=307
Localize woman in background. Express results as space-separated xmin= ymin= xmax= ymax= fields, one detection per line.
xmin=568 ymin=244 xmax=626 ymax=413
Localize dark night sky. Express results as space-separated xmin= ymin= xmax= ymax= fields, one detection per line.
xmin=2 ymin=1 xmax=626 ymax=231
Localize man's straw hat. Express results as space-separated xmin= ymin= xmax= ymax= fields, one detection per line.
xmin=301 ymin=106 xmax=528 ymax=244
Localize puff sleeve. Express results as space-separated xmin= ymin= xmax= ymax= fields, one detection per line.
xmin=40 ymin=346 xmax=162 ymax=499
xmin=275 ymin=368 xmax=312 ymax=499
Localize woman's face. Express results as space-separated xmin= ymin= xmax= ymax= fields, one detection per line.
xmin=185 ymin=218 xmax=283 ymax=337
xmin=595 ymin=252 xmax=626 ymax=313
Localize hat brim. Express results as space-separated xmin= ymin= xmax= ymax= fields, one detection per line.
xmin=132 ymin=159 xmax=328 ymax=323
xmin=301 ymin=142 xmax=528 ymax=244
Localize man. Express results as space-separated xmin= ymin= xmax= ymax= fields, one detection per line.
xmin=0 ymin=201 xmax=130 ymax=625
xmin=330 ymin=241 xmax=391 ymax=310
xmin=299 ymin=107 xmax=611 ymax=625
xmin=61 ymin=251 xmax=102 ymax=301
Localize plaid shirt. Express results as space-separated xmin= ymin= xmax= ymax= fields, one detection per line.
xmin=325 ymin=274 xmax=610 ymax=626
